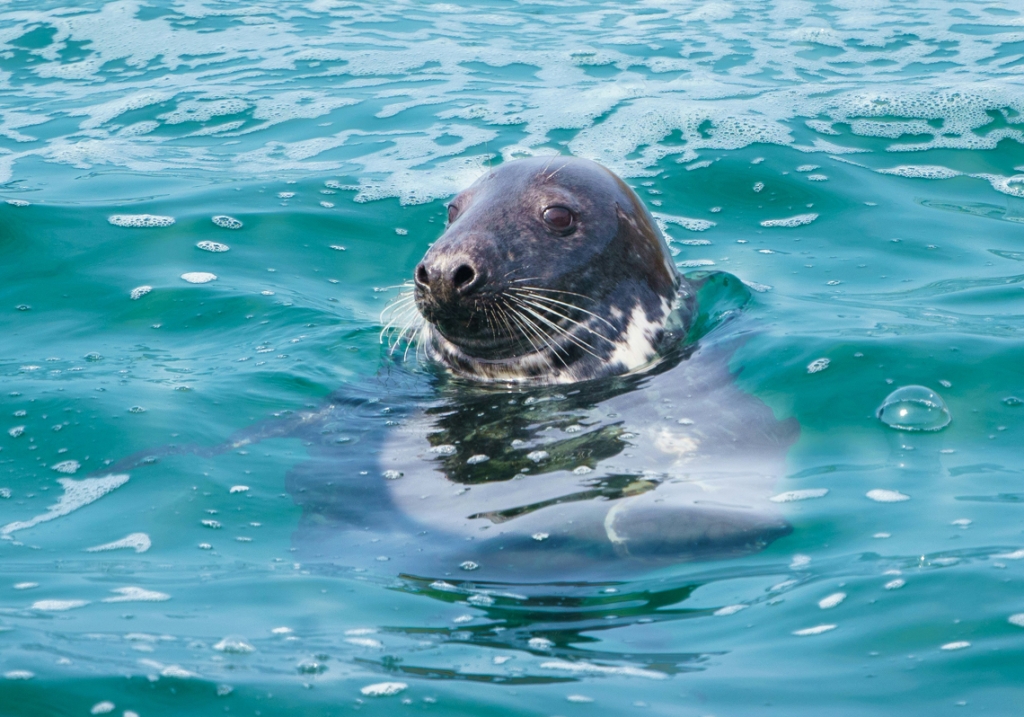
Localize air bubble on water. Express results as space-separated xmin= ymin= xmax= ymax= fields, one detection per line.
xmin=181 ymin=272 xmax=217 ymax=284
xmin=211 ymin=215 xmax=242 ymax=229
xmin=743 ymin=281 xmax=773 ymax=293
xmin=466 ymin=454 xmax=489 ymax=465
xmin=108 ymin=214 xmax=175 ymax=228
xmin=790 ymin=554 xmax=811 ymax=569
xmin=866 ymin=489 xmax=910 ymax=503
xmin=770 ymin=488 xmax=828 ymax=503
xmin=277 ymin=192 xmax=295 ymax=199
xmin=761 ymin=213 xmax=818 ymax=228
xmin=360 ymin=682 xmax=407 ymax=697
xmin=452 ymin=615 xmax=473 ymax=624
xmin=806 ymin=358 xmax=830 ymax=374
xmin=128 ymin=406 xmax=146 ymax=414
xmin=197 ymin=241 xmax=229 ymax=253
xmin=572 ymin=466 xmax=593 ymax=475
xmin=198 ymin=543 xmax=212 ymax=550
xmin=753 ymin=182 xmax=765 ymax=192
xmin=877 ymin=385 xmax=951 ymax=431
xmin=430 ymin=444 xmax=457 ymax=456
xmin=796 ymin=165 xmax=819 ymax=172
xmin=214 ymin=637 xmax=255 ymax=654
xmin=130 ymin=286 xmax=152 ymax=300
xmin=459 ymin=561 xmax=479 ymax=571
xmin=679 ymin=259 xmax=715 ymax=268
xmin=818 ymin=592 xmax=846 ymax=609
xmin=807 ymin=174 xmax=828 ymax=181
xmin=532 ymin=532 xmax=549 ymax=541
xmin=0 ymin=489 xmax=10 ymax=499
xmin=230 ymin=485 xmax=249 ymax=494
xmin=565 ymin=425 xmax=582 ymax=433
xmin=7 ymin=426 xmax=25 ymax=438
xmin=884 ymin=578 xmax=905 ymax=590
xmin=85 ymin=352 xmax=103 ymax=361
xmin=792 ymin=624 xmax=836 ymax=636
xmin=940 ymin=641 xmax=970 ymax=651
xmin=201 ymin=519 xmax=222 ymax=528
xmin=468 ymin=593 xmax=495 ymax=606
xmin=330 ymin=245 xmax=346 ymax=251
xmin=51 ymin=460 xmax=80 ymax=474
xmin=1003 ymin=396 xmax=1022 ymax=407
xmin=89 ymin=701 xmax=115 ymax=715
xmin=375 ymin=555 xmax=389 ymax=561
xmin=526 ymin=450 xmax=549 ymax=462
xmin=713 ymin=604 xmax=747 ymax=616
xmin=395 ymin=228 xmax=408 ymax=235
xmin=86 ymin=533 xmax=151 ymax=554
xmin=320 ymin=201 xmax=334 ymax=208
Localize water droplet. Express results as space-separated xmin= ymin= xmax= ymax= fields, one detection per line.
xmin=1003 ymin=396 xmax=1023 ymax=407
xmin=459 ymin=561 xmax=479 ymax=571
xmin=877 ymin=385 xmax=951 ymax=431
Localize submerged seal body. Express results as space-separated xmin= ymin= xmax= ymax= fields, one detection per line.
xmin=288 ymin=157 xmax=800 ymax=578
xmin=413 ymin=156 xmax=690 ymax=383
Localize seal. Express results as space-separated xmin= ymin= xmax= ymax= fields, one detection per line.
xmin=411 ymin=156 xmax=692 ymax=383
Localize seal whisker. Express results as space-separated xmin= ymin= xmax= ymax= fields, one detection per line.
xmin=508 ymin=288 xmax=619 ymax=331
xmin=380 ymin=301 xmax=421 ymax=345
xmin=507 ymin=294 xmax=617 ymax=347
xmin=500 ymin=299 xmax=565 ymax=368
xmin=505 ymin=294 xmax=603 ymax=359
xmin=507 ymin=283 xmax=601 ymax=304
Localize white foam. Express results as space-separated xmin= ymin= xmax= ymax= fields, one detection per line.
xmin=102 ymin=587 xmax=170 ymax=602
xmin=181 ymin=272 xmax=217 ymax=284
xmin=108 ymin=214 xmax=175 ymax=228
xmin=818 ymin=592 xmax=846 ymax=609
xmin=32 ymin=599 xmax=89 ymax=611
xmin=793 ymin=624 xmax=836 ymax=636
xmin=346 ymin=637 xmax=383 ymax=648
xmin=212 ymin=215 xmax=243 ymax=229
xmin=5 ymin=199 xmax=30 ymax=207
xmin=679 ymin=259 xmax=716 ymax=268
xmin=360 ymin=682 xmax=407 ymax=697
xmin=993 ymin=549 xmax=1024 ymax=560
xmin=884 ymin=578 xmax=905 ymax=590
xmin=51 ymin=460 xmax=80 ymax=474
xmin=866 ymin=489 xmax=910 ymax=503
xmin=1 ymin=474 xmax=130 ymax=536
xmin=940 ymin=641 xmax=970 ymax=651
xmin=86 ymin=533 xmax=151 ymax=554
xmin=196 ymin=241 xmax=229 ymax=252
xmin=761 ymin=213 xmax=818 ymax=228
xmin=130 ymin=286 xmax=152 ymax=300
xmin=544 ymin=659 xmax=663 ymax=676
xmin=90 ymin=702 xmax=115 ymax=715
xmin=213 ymin=637 xmax=255 ymax=653
xmin=877 ymin=165 xmax=961 ymax=180
xmin=229 ymin=485 xmax=249 ymax=494
xmin=14 ymin=582 xmax=39 ymax=590
xmin=4 ymin=670 xmax=34 ymax=680
xmin=654 ymin=212 xmax=716 ymax=233
xmin=806 ymin=358 xmax=830 ymax=374
xmin=1009 ymin=614 xmax=1024 ymax=628
xmin=713 ymin=604 xmax=747 ymax=616
xmin=770 ymin=489 xmax=828 ymax=503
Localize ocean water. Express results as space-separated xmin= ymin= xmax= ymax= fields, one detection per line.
xmin=3 ymin=1 xmax=1024 ymax=714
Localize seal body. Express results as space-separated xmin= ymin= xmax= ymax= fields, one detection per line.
xmin=412 ymin=156 xmax=690 ymax=383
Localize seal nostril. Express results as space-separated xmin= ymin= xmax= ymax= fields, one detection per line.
xmin=452 ymin=264 xmax=476 ymax=290
xmin=416 ymin=264 xmax=429 ymax=286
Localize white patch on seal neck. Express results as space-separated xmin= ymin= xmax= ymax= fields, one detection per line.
xmin=606 ymin=299 xmax=669 ymax=373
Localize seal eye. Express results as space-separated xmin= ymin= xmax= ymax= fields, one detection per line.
xmin=447 ymin=204 xmax=459 ymax=225
xmin=542 ymin=206 xmax=575 ymax=232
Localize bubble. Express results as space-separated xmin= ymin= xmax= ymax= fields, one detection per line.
xmin=567 ymin=695 xmax=594 ymax=703
xmin=197 ymin=241 xmax=230 ymax=252
xmin=713 ymin=604 xmax=747 ymax=616
xmin=877 ymin=165 xmax=961 ymax=180
xmin=753 ymin=182 xmax=765 ymax=192
xmin=430 ymin=444 xmax=457 ymax=456
xmin=526 ymin=450 xmax=549 ymax=462
xmin=201 ymin=519 xmax=222 ymax=529
xmin=84 ymin=352 xmax=103 ymax=361
xmin=866 ymin=489 xmax=910 ymax=503
xmin=940 ymin=641 xmax=970 ymax=651
xmin=108 ymin=214 xmax=175 ymax=228
xmin=86 ymin=533 xmax=151 ymax=553
xmin=761 ymin=213 xmax=818 ymax=228
xmin=271 ymin=627 xmax=293 ymax=634
xmin=679 ymin=259 xmax=715 ymax=268
xmin=466 ymin=454 xmax=490 ymax=465
xmin=1003 ymin=397 xmax=1023 ymax=407
xmin=330 ymin=245 xmax=346 ymax=251
xmin=181 ymin=272 xmax=217 ymax=284
xmin=50 ymin=460 xmax=80 ymax=474
xmin=90 ymin=702 xmax=115 ymax=715
xmin=230 ymin=485 xmax=249 ymax=493
xmin=573 ymin=466 xmax=593 ymax=475
xmin=528 ymin=637 xmax=553 ymax=649
xmin=360 ymin=682 xmax=407 ymax=697
xmin=211 ymin=215 xmax=243 ymax=229
xmin=5 ymin=199 xmax=30 ymax=207
xmin=806 ymin=358 xmax=830 ymax=374
xmin=796 ymin=165 xmax=819 ymax=172
xmin=7 ymin=426 xmax=25 ymax=438
xmin=320 ymin=201 xmax=334 ymax=208
xmin=13 ymin=582 xmax=38 ymax=589
xmin=346 ymin=636 xmax=383 ymax=648
xmin=130 ymin=286 xmax=152 ymax=300
xmin=102 ymin=587 xmax=170 ymax=602
xmin=4 ymin=671 xmax=34 ymax=680
xmin=884 ymin=579 xmax=905 ymax=590
xmin=877 ymin=385 xmax=951 ymax=431
xmin=459 ymin=561 xmax=479 ymax=571
xmin=128 ymin=406 xmax=146 ymax=414
xmin=531 ymin=532 xmax=549 ymax=541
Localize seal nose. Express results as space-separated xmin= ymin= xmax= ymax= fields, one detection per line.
xmin=415 ymin=258 xmax=485 ymax=298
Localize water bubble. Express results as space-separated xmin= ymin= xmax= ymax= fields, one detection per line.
xmin=430 ymin=444 xmax=457 ymax=456
xmin=51 ymin=460 xmax=80 ymax=474
xmin=806 ymin=358 xmax=830 ymax=374
xmin=84 ymin=352 xmax=103 ymax=361
xmin=90 ymin=702 xmax=115 ymax=715
xmin=1003 ymin=397 xmax=1023 ymax=407
xmin=572 ymin=466 xmax=593 ymax=475
xmin=526 ymin=450 xmax=549 ymax=462
xmin=213 ymin=637 xmax=255 ymax=654
xmin=884 ymin=578 xmax=905 ymax=590
xmin=128 ymin=406 xmax=146 ymax=414
xmin=818 ymin=592 xmax=846 ymax=609
xmin=181 ymin=272 xmax=217 ymax=284
xmin=792 ymin=624 xmax=836 ymax=636
xmin=531 ymin=532 xmax=549 ymax=541
xmin=5 ymin=199 xmax=29 ymax=207
xmin=466 ymin=454 xmax=489 ymax=465
xmin=197 ymin=241 xmax=230 ymax=252
xmin=108 ymin=214 xmax=175 ymax=228
xmin=459 ymin=561 xmax=479 ymax=571
xmin=877 ymin=385 xmax=951 ymax=431
xmin=130 ymin=286 xmax=152 ymax=300
xmin=211 ymin=215 xmax=243 ymax=229
xmin=940 ymin=641 xmax=970 ymax=651
xmin=866 ymin=489 xmax=910 ymax=503
xmin=360 ymin=682 xmax=406 ymax=697
xmin=8 ymin=426 xmax=25 ymax=438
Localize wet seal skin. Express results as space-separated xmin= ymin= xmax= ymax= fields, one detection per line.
xmin=413 ymin=156 xmax=692 ymax=384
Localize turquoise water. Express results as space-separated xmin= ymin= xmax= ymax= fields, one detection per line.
xmin=3 ymin=1 xmax=1024 ymax=714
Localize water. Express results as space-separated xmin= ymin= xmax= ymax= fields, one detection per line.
xmin=3 ymin=0 xmax=1024 ymax=714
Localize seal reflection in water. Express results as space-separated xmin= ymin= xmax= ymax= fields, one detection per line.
xmin=291 ymin=156 xmax=799 ymax=579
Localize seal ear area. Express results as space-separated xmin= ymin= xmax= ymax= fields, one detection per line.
xmin=612 ymin=204 xmax=678 ymax=298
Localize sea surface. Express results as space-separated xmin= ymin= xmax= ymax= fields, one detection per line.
xmin=3 ymin=1 xmax=1024 ymax=715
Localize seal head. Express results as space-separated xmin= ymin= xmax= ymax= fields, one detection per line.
xmin=414 ymin=156 xmax=688 ymax=383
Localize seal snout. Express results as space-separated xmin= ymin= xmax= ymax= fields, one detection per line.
xmin=415 ymin=254 xmax=487 ymax=302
